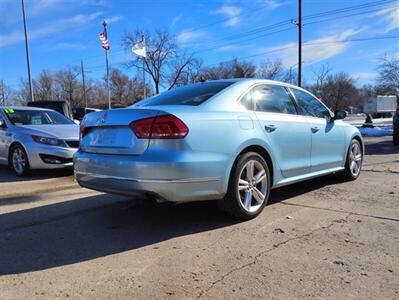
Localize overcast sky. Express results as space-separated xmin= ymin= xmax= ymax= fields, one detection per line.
xmin=0 ymin=0 xmax=398 ymax=89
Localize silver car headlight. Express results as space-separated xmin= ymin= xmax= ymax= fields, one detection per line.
xmin=32 ymin=135 xmax=66 ymax=147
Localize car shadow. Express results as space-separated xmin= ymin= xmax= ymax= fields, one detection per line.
xmin=0 ymin=174 xmax=344 ymax=276
xmin=0 ymin=165 xmax=73 ymax=183
xmin=365 ymin=139 xmax=398 ymax=155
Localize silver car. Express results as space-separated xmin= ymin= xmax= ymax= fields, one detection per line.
xmin=0 ymin=106 xmax=79 ymax=175
xmin=74 ymin=79 xmax=363 ymax=220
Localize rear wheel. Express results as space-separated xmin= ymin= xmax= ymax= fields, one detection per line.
xmin=340 ymin=139 xmax=362 ymax=181
xmin=219 ymin=152 xmax=270 ymax=220
xmin=9 ymin=144 xmax=30 ymax=176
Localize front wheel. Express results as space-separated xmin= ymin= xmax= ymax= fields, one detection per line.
xmin=340 ymin=139 xmax=362 ymax=181
xmin=219 ymin=152 xmax=271 ymax=220
xmin=10 ymin=144 xmax=30 ymax=176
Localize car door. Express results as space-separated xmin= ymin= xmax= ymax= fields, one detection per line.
xmin=0 ymin=112 xmax=10 ymax=164
xmin=250 ymin=84 xmax=312 ymax=178
xmin=289 ymin=88 xmax=345 ymax=172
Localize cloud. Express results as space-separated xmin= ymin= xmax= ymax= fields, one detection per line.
xmin=257 ymin=0 xmax=283 ymax=10
xmin=0 ymin=12 xmax=103 ymax=48
xmin=351 ymin=71 xmax=377 ymax=81
xmin=172 ymin=15 xmax=182 ymax=27
xmin=376 ymin=6 xmax=399 ymax=32
xmin=177 ymin=29 xmax=207 ymax=43
xmin=53 ymin=42 xmax=87 ymax=50
xmin=104 ymin=16 xmax=122 ymax=24
xmin=210 ymin=5 xmax=241 ymax=27
xmin=261 ymin=28 xmax=363 ymax=67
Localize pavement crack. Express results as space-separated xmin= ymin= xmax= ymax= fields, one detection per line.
xmin=196 ymin=215 xmax=350 ymax=299
xmin=280 ymin=202 xmax=399 ymax=222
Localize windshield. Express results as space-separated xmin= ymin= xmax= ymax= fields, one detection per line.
xmin=4 ymin=109 xmax=74 ymax=125
xmin=134 ymin=81 xmax=234 ymax=107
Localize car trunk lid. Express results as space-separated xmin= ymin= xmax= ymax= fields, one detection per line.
xmin=80 ymin=108 xmax=160 ymax=155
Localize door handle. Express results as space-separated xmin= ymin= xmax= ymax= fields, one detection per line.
xmin=311 ymin=126 xmax=320 ymax=133
xmin=264 ymin=125 xmax=277 ymax=133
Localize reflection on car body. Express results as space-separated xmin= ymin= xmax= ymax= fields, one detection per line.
xmin=74 ymin=79 xmax=364 ymax=219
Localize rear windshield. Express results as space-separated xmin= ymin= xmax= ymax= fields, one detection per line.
xmin=134 ymin=82 xmax=234 ymax=107
xmin=4 ymin=109 xmax=74 ymax=125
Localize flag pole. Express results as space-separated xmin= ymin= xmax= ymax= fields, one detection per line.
xmin=142 ymin=35 xmax=146 ymax=99
xmin=102 ymin=20 xmax=111 ymax=109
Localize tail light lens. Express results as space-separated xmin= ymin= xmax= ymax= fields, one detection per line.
xmin=130 ymin=114 xmax=189 ymax=139
xmin=80 ymin=123 xmax=88 ymax=138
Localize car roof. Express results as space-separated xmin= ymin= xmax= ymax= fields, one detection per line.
xmin=201 ymin=78 xmax=305 ymax=92
xmin=0 ymin=106 xmax=54 ymax=111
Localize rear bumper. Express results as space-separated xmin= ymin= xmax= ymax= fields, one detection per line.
xmin=73 ymin=150 xmax=228 ymax=202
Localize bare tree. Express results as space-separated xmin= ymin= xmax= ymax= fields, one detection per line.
xmin=321 ymin=72 xmax=360 ymax=110
xmin=256 ymin=59 xmax=284 ymax=80
xmin=123 ymin=29 xmax=198 ymax=94
xmin=55 ymin=66 xmax=82 ymax=107
xmin=376 ymin=55 xmax=399 ymax=94
xmin=33 ymin=70 xmax=56 ymax=100
xmin=109 ymin=68 xmax=148 ymax=105
xmin=0 ymin=80 xmax=13 ymax=106
xmin=312 ymin=63 xmax=333 ymax=90
xmin=199 ymin=58 xmax=256 ymax=80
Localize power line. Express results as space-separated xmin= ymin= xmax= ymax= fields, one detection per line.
xmin=83 ymin=0 xmax=396 ymax=69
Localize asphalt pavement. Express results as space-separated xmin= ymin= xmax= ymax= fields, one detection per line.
xmin=0 ymin=136 xmax=398 ymax=299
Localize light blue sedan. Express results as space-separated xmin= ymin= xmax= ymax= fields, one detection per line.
xmin=74 ymin=79 xmax=363 ymax=219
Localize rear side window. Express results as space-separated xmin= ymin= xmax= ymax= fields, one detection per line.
xmin=253 ymin=85 xmax=297 ymax=115
xmin=290 ymin=88 xmax=331 ymax=118
xmin=134 ymin=82 xmax=234 ymax=107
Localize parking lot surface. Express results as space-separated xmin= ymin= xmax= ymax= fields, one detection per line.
xmin=0 ymin=137 xmax=398 ymax=299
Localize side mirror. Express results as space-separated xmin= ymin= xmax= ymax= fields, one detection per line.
xmin=334 ymin=110 xmax=347 ymax=120
xmin=0 ymin=119 xmax=6 ymax=128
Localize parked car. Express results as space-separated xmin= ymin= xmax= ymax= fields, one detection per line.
xmin=73 ymin=107 xmax=102 ymax=121
xmin=27 ymin=100 xmax=74 ymax=120
xmin=0 ymin=106 xmax=79 ymax=175
xmin=394 ymin=107 xmax=399 ymax=145
xmin=74 ymin=79 xmax=364 ymax=220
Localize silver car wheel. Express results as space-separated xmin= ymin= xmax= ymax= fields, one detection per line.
xmin=349 ymin=142 xmax=362 ymax=177
xmin=237 ymin=160 xmax=268 ymax=213
xmin=12 ymin=148 xmax=26 ymax=175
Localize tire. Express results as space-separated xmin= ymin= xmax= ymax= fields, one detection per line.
xmin=340 ymin=139 xmax=362 ymax=181
xmin=219 ymin=152 xmax=271 ymax=220
xmin=9 ymin=144 xmax=30 ymax=176
xmin=393 ymin=133 xmax=399 ymax=145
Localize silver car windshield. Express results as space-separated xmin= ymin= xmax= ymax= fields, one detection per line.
xmin=4 ymin=109 xmax=74 ymax=125
xmin=134 ymin=81 xmax=234 ymax=107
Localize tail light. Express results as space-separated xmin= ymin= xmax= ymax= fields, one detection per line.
xmin=80 ymin=123 xmax=89 ymax=138
xmin=130 ymin=114 xmax=189 ymax=139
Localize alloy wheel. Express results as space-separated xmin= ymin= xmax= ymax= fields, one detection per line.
xmin=237 ymin=159 xmax=268 ymax=213
xmin=349 ymin=142 xmax=362 ymax=177
xmin=12 ymin=148 xmax=26 ymax=175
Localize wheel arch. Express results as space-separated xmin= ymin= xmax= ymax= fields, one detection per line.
xmin=231 ymin=144 xmax=275 ymax=187
xmin=8 ymin=141 xmax=28 ymax=164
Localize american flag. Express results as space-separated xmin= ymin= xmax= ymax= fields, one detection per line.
xmin=99 ymin=31 xmax=110 ymax=50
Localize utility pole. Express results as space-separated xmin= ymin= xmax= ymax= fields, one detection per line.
xmin=298 ymin=0 xmax=302 ymax=87
xmin=21 ymin=0 xmax=34 ymax=102
xmin=81 ymin=60 xmax=87 ymax=108
xmin=102 ymin=20 xmax=111 ymax=109
xmin=142 ymin=35 xmax=146 ymax=99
